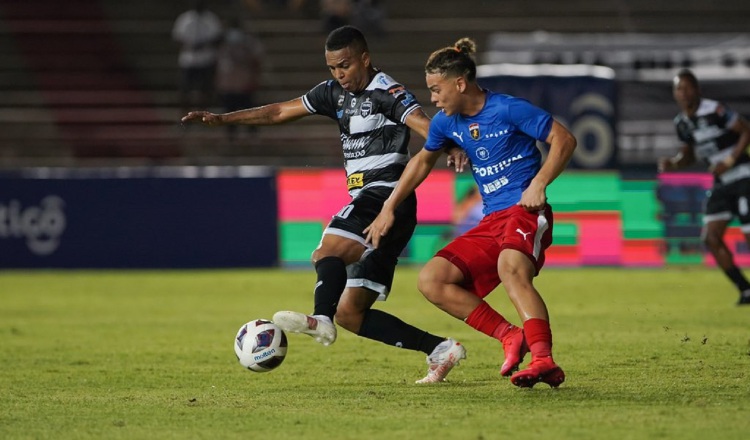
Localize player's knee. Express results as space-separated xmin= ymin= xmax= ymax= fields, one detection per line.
xmin=498 ymin=264 xmax=523 ymax=284
xmin=701 ymin=230 xmax=723 ymax=249
xmin=417 ymin=268 xmax=444 ymax=303
xmin=310 ymin=248 xmax=324 ymax=265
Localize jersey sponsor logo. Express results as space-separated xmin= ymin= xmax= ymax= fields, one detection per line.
xmin=452 ymin=131 xmax=464 ymax=143
xmin=347 ymin=173 xmax=364 ymax=190
xmin=472 ymin=154 xmax=523 ymax=175
xmin=342 ymin=135 xmax=369 ymax=158
xmin=469 ymin=123 xmax=480 ymax=140
xmin=390 ymin=86 xmax=415 ymax=106
xmin=360 ymin=99 xmax=372 ymax=117
xmin=343 ymin=149 xmax=367 ymax=159
xmin=400 ymin=92 xmax=416 ymax=107
xmin=482 ymin=176 xmax=509 ymax=194
xmin=476 ymin=147 xmax=490 ymax=161
xmin=343 ymin=97 xmax=359 ymax=116
xmin=337 ymin=94 xmax=345 ymax=108
xmin=485 ymin=129 xmax=509 ymax=138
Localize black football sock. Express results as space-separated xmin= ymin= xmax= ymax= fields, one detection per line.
xmin=312 ymin=256 xmax=348 ymax=319
xmin=723 ymin=266 xmax=750 ymax=291
xmin=358 ymin=309 xmax=446 ymax=354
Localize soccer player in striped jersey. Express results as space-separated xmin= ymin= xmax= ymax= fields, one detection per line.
xmin=659 ymin=69 xmax=750 ymax=305
xmin=366 ymin=37 xmax=577 ymax=388
xmin=182 ymin=26 xmax=468 ymax=383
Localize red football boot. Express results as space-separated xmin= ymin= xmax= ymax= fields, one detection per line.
xmin=499 ymin=326 xmax=529 ymax=377
xmin=510 ymin=357 xmax=565 ymax=388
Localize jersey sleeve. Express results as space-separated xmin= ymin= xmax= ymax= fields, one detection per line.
xmin=424 ymin=111 xmax=451 ymax=152
xmin=674 ymin=117 xmax=692 ymax=145
xmin=717 ymin=102 xmax=739 ymax=128
xmin=382 ymin=83 xmax=421 ymax=124
xmin=301 ymin=81 xmax=338 ymax=119
xmin=506 ymin=97 xmax=553 ymax=142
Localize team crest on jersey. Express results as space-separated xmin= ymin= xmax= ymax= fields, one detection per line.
xmin=347 ymin=173 xmax=364 ymax=190
xmin=360 ymin=99 xmax=372 ymax=117
xmin=476 ymin=147 xmax=490 ymax=161
xmin=469 ymin=123 xmax=480 ymax=140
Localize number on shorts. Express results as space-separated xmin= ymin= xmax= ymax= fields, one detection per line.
xmin=336 ymin=204 xmax=355 ymax=219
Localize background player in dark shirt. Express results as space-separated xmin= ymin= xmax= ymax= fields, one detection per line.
xmin=658 ymin=69 xmax=750 ymax=305
xmin=182 ymin=26 xmax=469 ymax=382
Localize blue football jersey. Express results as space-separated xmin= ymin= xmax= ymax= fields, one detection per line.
xmin=425 ymin=91 xmax=552 ymax=213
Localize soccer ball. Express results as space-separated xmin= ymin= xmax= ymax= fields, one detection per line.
xmin=234 ymin=319 xmax=288 ymax=372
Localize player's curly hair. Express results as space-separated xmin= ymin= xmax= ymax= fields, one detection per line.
xmin=425 ymin=37 xmax=477 ymax=81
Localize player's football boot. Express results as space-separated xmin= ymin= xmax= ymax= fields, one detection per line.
xmin=738 ymin=290 xmax=750 ymax=306
xmin=499 ymin=325 xmax=529 ymax=376
xmin=415 ymin=338 xmax=467 ymax=384
xmin=272 ymin=311 xmax=337 ymax=346
xmin=510 ymin=356 xmax=565 ymax=388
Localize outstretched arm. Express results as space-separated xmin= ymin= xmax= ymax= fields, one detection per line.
xmin=181 ymin=97 xmax=309 ymax=126
xmin=519 ymin=120 xmax=577 ymax=211
xmin=364 ymin=148 xmax=442 ymax=248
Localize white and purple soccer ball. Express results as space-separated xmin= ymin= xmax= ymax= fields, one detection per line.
xmin=234 ymin=319 xmax=288 ymax=372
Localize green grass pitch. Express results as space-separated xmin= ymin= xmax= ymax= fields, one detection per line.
xmin=1 ymin=267 xmax=749 ymax=439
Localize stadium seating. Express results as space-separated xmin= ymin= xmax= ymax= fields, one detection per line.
xmin=1 ymin=0 xmax=748 ymax=166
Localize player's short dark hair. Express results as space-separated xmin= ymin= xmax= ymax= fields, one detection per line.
xmin=675 ymin=68 xmax=699 ymax=88
xmin=425 ymin=37 xmax=477 ymax=81
xmin=325 ymin=25 xmax=369 ymax=55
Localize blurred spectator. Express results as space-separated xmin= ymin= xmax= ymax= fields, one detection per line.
xmin=215 ymin=18 xmax=265 ymax=140
xmin=352 ymin=0 xmax=386 ymax=38
xmin=320 ymin=0 xmax=351 ymax=34
xmin=172 ymin=0 xmax=224 ymax=114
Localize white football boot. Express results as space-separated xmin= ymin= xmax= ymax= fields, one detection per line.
xmin=415 ymin=338 xmax=467 ymax=384
xmin=272 ymin=311 xmax=337 ymax=346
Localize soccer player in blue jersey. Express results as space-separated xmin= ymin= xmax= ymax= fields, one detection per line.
xmin=366 ymin=37 xmax=577 ymax=388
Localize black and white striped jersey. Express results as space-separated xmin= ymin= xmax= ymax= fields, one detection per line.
xmin=302 ymin=71 xmax=421 ymax=198
xmin=675 ymin=98 xmax=748 ymax=184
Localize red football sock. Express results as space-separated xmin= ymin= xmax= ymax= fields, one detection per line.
xmin=523 ymin=318 xmax=553 ymax=359
xmin=465 ymin=301 xmax=513 ymax=341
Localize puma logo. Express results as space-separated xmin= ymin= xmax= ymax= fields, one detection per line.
xmin=452 ymin=131 xmax=464 ymax=142
xmin=516 ymin=229 xmax=530 ymax=240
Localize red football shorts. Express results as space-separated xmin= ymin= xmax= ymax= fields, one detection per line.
xmin=435 ymin=204 xmax=554 ymax=298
